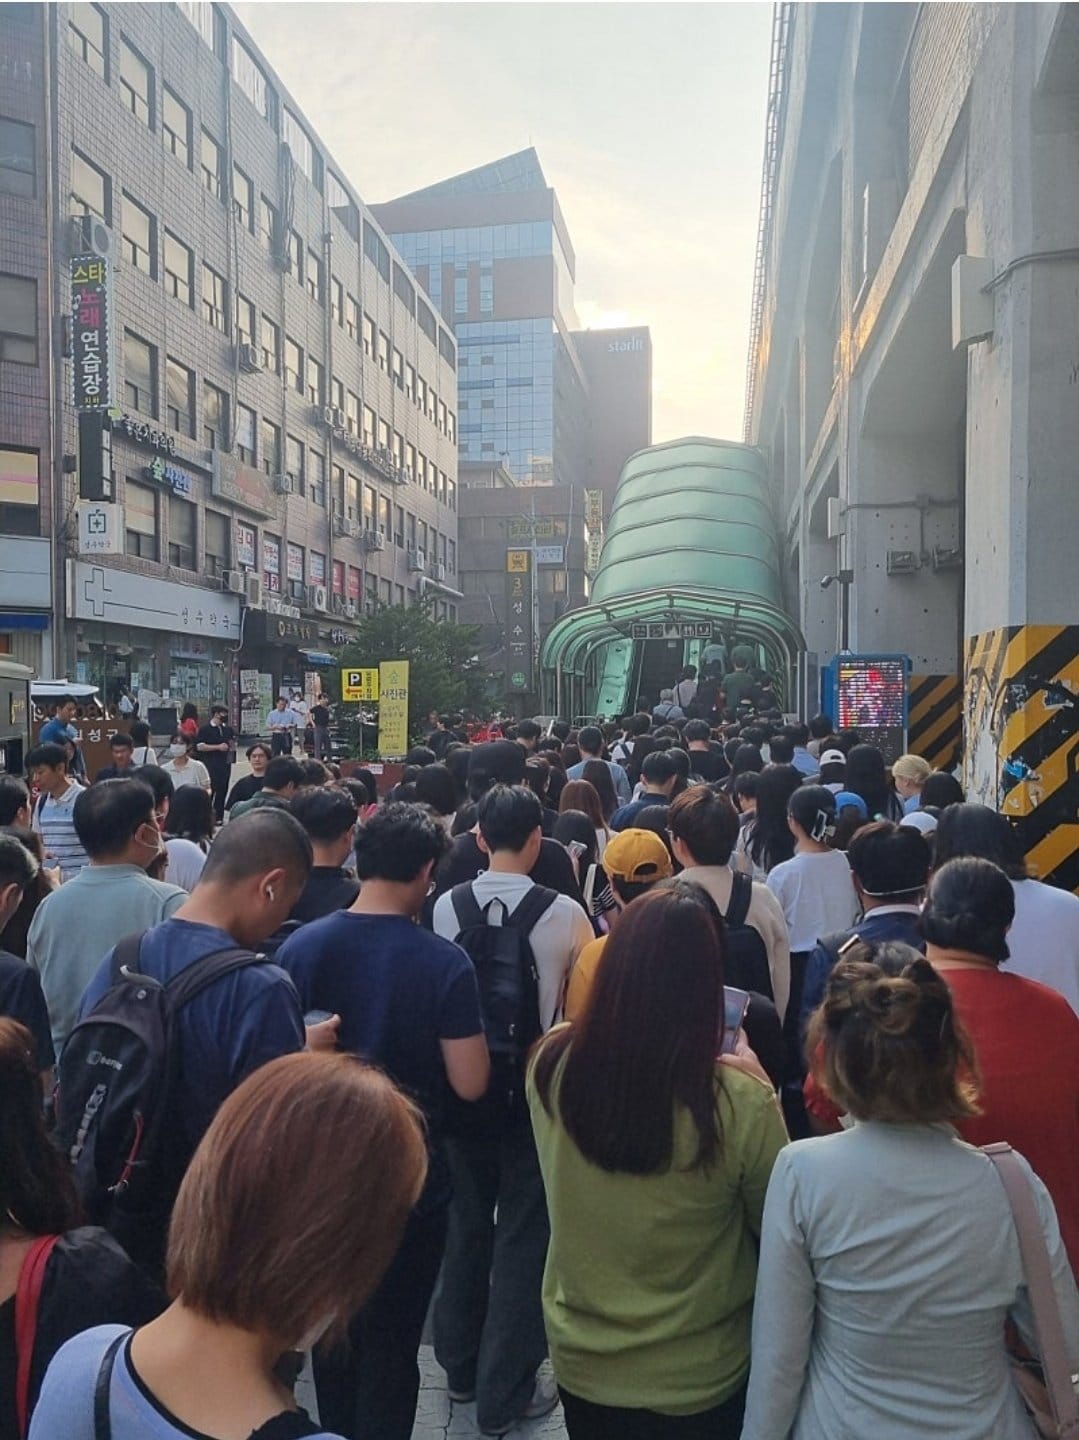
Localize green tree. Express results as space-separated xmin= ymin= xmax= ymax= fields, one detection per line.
xmin=336 ymin=600 xmax=485 ymax=751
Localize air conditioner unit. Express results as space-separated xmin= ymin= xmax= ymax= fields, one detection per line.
xmin=408 ymin=549 xmax=426 ymax=572
xmin=331 ymin=406 xmax=348 ymax=431
xmin=363 ymin=530 xmax=385 ymax=552
xmin=331 ymin=594 xmax=347 ymax=615
xmin=70 ymin=213 xmax=111 ymax=259
xmin=432 ymin=560 xmax=447 ymax=582
xmin=395 ymin=468 xmax=409 ymax=487
xmin=223 ymin=570 xmax=245 ymax=594
xmin=238 ymin=342 xmax=262 ymax=374
xmin=333 ymin=515 xmax=359 ymax=539
xmin=311 ymin=584 xmax=329 ymax=612
xmin=344 ymin=601 xmax=358 ymax=620
xmin=273 ymin=472 xmax=295 ymax=496
xmin=243 ymin=573 xmax=263 ymax=607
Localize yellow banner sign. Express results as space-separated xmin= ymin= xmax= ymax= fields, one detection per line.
xmin=506 ymin=549 xmax=531 ymax=574
xmin=377 ymin=659 xmax=410 ymax=757
xmin=341 ymin=667 xmax=379 ymax=702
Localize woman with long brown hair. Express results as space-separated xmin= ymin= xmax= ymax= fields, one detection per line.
xmin=528 ymin=886 xmax=787 ymax=1439
xmin=580 ymin=759 xmax=618 ymax=826
xmin=559 ymin=778 xmax=611 ymax=861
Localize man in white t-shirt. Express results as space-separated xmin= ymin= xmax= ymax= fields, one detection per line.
xmin=431 ymin=784 xmax=591 ymax=1434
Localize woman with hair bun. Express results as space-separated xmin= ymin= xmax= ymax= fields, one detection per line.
xmin=741 ymin=951 xmax=1079 ymax=1440
xmin=922 ymin=855 xmax=1079 ymax=1275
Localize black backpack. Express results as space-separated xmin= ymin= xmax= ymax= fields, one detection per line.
xmin=445 ymin=882 xmax=558 ymax=1135
xmin=55 ymin=933 xmax=262 ymax=1245
xmin=721 ymin=871 xmax=774 ymax=1003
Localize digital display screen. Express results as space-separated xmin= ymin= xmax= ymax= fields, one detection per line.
xmin=836 ymin=658 xmax=907 ymax=762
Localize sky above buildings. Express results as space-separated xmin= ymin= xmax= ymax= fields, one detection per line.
xmin=233 ymin=2 xmax=772 ymax=444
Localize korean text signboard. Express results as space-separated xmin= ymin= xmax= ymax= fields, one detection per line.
xmin=377 ymin=660 xmax=410 ymax=757
xmin=341 ymin=668 xmax=379 ymax=702
xmin=505 ymin=549 xmax=534 ymax=693
xmin=71 ymin=255 xmax=113 ymax=410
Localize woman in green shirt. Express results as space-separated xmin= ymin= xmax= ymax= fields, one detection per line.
xmin=527 ymin=885 xmax=787 ymax=1439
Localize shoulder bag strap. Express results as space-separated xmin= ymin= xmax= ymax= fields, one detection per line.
xmin=93 ymin=1333 xmax=125 ymax=1440
xmin=983 ymin=1142 xmax=1079 ymax=1433
xmin=724 ymin=870 xmax=752 ymax=930
xmin=14 ymin=1234 xmax=60 ymax=1439
xmin=110 ymin=932 xmax=146 ymax=985
xmin=508 ymin=885 xmax=559 ymax=934
xmin=582 ymin=864 xmax=598 ymax=915
xmin=164 ymin=947 xmax=264 ymax=1013
xmin=449 ymin=882 xmax=486 ymax=934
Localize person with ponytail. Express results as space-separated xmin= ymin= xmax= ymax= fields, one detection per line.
xmin=742 ymin=950 xmax=1079 ymax=1440
xmin=0 ymin=1019 xmax=162 ymax=1440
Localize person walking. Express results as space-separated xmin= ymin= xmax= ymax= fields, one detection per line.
xmin=742 ymin=951 xmax=1079 ymax=1440
xmin=194 ymin=704 xmax=234 ymax=823
xmin=27 ymin=742 xmax=87 ymax=881
xmin=432 ymin=785 xmax=593 ymax=1436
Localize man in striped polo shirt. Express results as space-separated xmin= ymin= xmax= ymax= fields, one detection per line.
xmin=28 ymin=742 xmax=89 ymax=881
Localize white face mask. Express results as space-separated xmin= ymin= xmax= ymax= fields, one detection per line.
xmin=169 ymin=744 xmax=186 ymax=757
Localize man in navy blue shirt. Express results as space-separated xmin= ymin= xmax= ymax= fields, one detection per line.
xmin=800 ymin=820 xmax=931 ymax=1029
xmin=78 ymin=809 xmax=335 ymax=1270
xmin=279 ymin=803 xmax=487 ymax=1440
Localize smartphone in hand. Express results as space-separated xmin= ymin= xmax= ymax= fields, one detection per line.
xmin=718 ymin=986 xmax=751 ymax=1055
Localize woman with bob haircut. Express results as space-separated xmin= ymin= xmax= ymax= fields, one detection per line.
xmin=527 ymin=887 xmax=788 ymax=1438
xmin=742 ymin=951 xmax=1079 ymax=1440
xmin=30 ymin=1051 xmax=428 ymax=1440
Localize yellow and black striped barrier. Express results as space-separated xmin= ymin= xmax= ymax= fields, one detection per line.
xmin=963 ymin=625 xmax=1079 ymax=892
xmin=908 ymin=675 xmax=962 ymax=774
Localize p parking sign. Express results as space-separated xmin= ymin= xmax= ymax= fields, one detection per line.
xmin=341 ymin=667 xmax=379 ymax=702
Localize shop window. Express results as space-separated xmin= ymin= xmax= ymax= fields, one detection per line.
xmin=166 ymin=357 xmax=194 ymax=437
xmin=0 ymin=448 xmax=40 ymax=535
xmin=205 ymin=510 xmax=230 ymax=577
xmin=123 ymin=330 xmax=156 ymax=415
xmin=168 ymin=492 xmax=196 ymax=569
xmin=125 ymin=480 xmax=157 ymax=559
xmin=0 ymin=275 xmax=38 ymax=365
xmin=203 ymin=381 xmax=227 ymax=450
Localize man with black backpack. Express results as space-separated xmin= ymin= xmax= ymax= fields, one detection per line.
xmin=432 ymin=784 xmax=593 ymax=1436
xmin=56 ymin=809 xmax=336 ymax=1277
xmin=666 ymin=785 xmax=792 ymax=1022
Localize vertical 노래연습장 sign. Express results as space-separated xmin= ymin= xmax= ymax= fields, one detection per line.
xmin=505 ymin=549 xmax=534 ymax=693
xmin=71 ymin=255 xmax=113 ymax=410
xmin=377 ymin=660 xmax=410 ymax=757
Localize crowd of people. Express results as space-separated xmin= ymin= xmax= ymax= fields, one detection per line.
xmin=1 ymin=691 xmax=1077 ymax=1440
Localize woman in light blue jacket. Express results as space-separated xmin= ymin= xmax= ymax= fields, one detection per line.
xmin=741 ymin=952 xmax=1079 ymax=1440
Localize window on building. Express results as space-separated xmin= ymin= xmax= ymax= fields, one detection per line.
xmin=309 ymin=450 xmax=326 ymax=507
xmin=200 ymin=130 xmax=222 ymax=198
xmin=347 ymin=474 xmax=360 ymax=521
xmin=405 ymin=443 xmax=415 ymax=482
xmin=378 ymin=494 xmax=391 ymax=535
xmin=168 ymin=492 xmax=197 ymax=569
xmin=362 ymin=219 xmax=390 ymax=282
xmin=438 ymin=398 xmax=447 ymax=434
xmin=446 ymin=476 xmax=456 ymax=510
xmin=0 ymin=119 xmax=35 ymax=198
xmin=447 ymin=410 xmax=456 ymax=443
xmin=232 ymin=164 xmax=252 ymax=232
xmin=0 ymin=276 xmax=37 ymax=366
xmin=235 ymin=402 xmax=256 ymax=465
xmin=362 ymin=405 xmax=375 ymax=448
xmin=284 ymin=336 xmax=303 ymax=393
xmin=417 ymin=377 xmax=427 ymax=417
xmin=163 ymin=230 xmax=192 ymax=304
xmin=378 ymin=418 xmax=390 ymax=452
xmin=454 ymin=274 xmax=468 ymax=316
xmin=119 ymin=37 xmax=153 ymax=128
xmin=306 ymin=355 xmax=323 ymax=406
xmin=362 ymin=314 xmax=375 ymax=357
xmin=230 ymin=35 xmax=271 ymax=119
xmin=261 ymin=417 xmax=281 ymax=477
xmin=235 ymin=293 xmax=255 ymax=348
xmin=365 ymin=572 xmax=378 ymax=612
xmin=162 ymin=87 xmax=190 ymax=167
xmin=286 ymin=435 xmax=305 ymax=497
xmin=288 ymin=230 xmax=302 ymax=283
xmin=165 ymin=357 xmax=194 ymax=437
xmin=282 ymin=108 xmax=318 ymax=184
xmin=377 ymin=331 xmax=390 ymax=373
xmin=479 ymin=266 xmax=493 ymax=313
xmin=363 ymin=485 xmax=376 ymax=530
xmin=123 ymin=330 xmax=155 ymax=414
xmin=125 ymin=481 xmax=157 ymax=559
xmin=122 ymin=194 xmax=154 ymax=276
xmin=305 ymin=249 xmax=323 ymax=304
xmin=405 ymin=364 xmax=415 ymax=403
xmin=68 ymin=3 xmax=106 ymax=78
xmin=332 ymin=463 xmax=345 ymax=515
xmin=345 ymin=294 xmax=358 ymax=340
xmin=331 ymin=276 xmax=343 ymax=326
xmin=203 ymin=381 xmax=227 ymax=450
xmin=205 ymin=510 xmax=230 ymax=577
xmin=448 ymin=538 xmax=456 ymax=572
xmin=177 ymin=1 xmax=220 ymax=53
xmin=202 ymin=263 xmax=227 ymax=332
xmin=0 ymin=448 xmax=40 ymax=535
xmin=331 ymin=377 xmax=344 ymax=414
xmin=392 ymin=262 xmax=415 ymax=315
xmin=259 ymin=195 xmax=277 ymax=252
xmin=261 ymin=315 xmax=280 ymax=373
xmin=392 ymin=348 xmax=403 ymax=390
xmin=69 ymin=150 xmax=109 ymax=222
xmin=346 ymin=391 xmax=359 ymax=435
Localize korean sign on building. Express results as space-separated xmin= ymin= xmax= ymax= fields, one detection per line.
xmin=584 ymin=489 xmax=604 ymax=573
xmin=505 ymin=549 xmax=534 ymax=694
xmin=235 ymin=521 xmax=256 ymax=569
xmin=341 ymin=668 xmax=379 ymax=702
xmin=70 ymin=255 xmax=113 ymax=410
xmin=77 ymin=500 xmax=123 ymax=555
xmin=377 ymin=660 xmax=410 ymax=756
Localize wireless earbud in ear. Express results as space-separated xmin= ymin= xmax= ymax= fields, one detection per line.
xmin=267 ymin=886 xmax=276 ymax=903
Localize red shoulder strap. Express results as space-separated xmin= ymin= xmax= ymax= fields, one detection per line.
xmin=14 ymin=1234 xmax=60 ymax=1439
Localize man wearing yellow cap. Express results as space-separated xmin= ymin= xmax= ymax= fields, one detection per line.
xmin=564 ymin=828 xmax=672 ymax=1021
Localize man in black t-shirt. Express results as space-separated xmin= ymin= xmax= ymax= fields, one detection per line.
xmin=194 ymin=705 xmax=235 ymax=822
xmin=310 ymin=695 xmax=332 ymax=760
xmin=287 ymin=785 xmax=360 ymax=923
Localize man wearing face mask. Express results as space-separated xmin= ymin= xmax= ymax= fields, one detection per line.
xmin=25 ymin=779 xmax=186 ymax=1056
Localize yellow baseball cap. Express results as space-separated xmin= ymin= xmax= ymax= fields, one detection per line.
xmin=602 ymin=828 xmax=673 ymax=883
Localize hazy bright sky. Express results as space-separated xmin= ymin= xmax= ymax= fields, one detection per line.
xmin=233 ymin=2 xmax=772 ymax=442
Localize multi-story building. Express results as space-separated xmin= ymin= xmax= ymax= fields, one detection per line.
xmin=747 ymin=4 xmax=1079 ymax=887
xmin=0 ymin=0 xmax=459 ymax=711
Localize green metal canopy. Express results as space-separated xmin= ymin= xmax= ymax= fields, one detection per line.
xmin=541 ymin=437 xmax=803 ymax=717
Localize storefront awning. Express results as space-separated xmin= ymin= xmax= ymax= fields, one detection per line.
xmin=297 ymin=649 xmax=336 ymax=666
